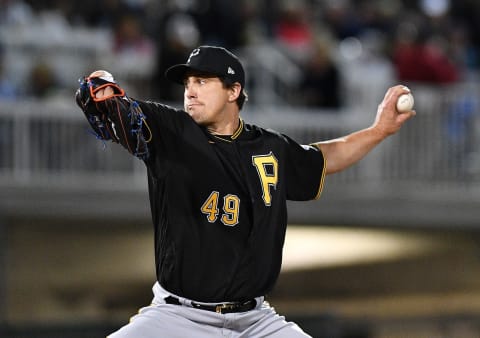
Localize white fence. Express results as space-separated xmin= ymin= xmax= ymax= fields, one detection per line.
xmin=247 ymin=82 xmax=480 ymax=192
xmin=1 ymin=82 xmax=479 ymax=188
xmin=0 ymin=99 xmax=146 ymax=190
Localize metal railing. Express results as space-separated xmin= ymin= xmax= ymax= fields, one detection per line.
xmin=249 ymin=82 xmax=480 ymax=190
xmin=0 ymin=99 xmax=147 ymax=191
xmin=1 ymin=82 xmax=479 ymax=188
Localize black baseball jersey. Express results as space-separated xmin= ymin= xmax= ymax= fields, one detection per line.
xmin=102 ymin=99 xmax=326 ymax=303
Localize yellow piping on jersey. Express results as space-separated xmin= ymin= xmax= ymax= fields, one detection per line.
xmin=143 ymin=118 xmax=153 ymax=143
xmin=212 ymin=135 xmax=233 ymax=143
xmin=231 ymin=118 xmax=244 ymax=139
xmin=211 ymin=119 xmax=244 ymax=143
xmin=313 ymin=144 xmax=326 ymax=200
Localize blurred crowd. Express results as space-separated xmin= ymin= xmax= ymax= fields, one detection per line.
xmin=0 ymin=0 xmax=479 ymax=108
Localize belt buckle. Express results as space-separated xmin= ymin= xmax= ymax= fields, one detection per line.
xmin=215 ymin=303 xmax=235 ymax=314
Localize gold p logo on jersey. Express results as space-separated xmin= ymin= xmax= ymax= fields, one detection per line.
xmin=252 ymin=152 xmax=278 ymax=206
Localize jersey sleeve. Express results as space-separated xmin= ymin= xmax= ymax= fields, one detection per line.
xmin=135 ymin=100 xmax=194 ymax=162
xmin=283 ymin=134 xmax=326 ymax=201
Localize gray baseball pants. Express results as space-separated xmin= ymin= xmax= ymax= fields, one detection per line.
xmin=107 ymin=282 xmax=312 ymax=338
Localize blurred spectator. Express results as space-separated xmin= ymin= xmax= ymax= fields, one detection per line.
xmin=355 ymin=0 xmax=398 ymax=34
xmin=153 ymin=3 xmax=200 ymax=102
xmin=0 ymin=48 xmax=18 ymax=99
xmin=337 ymin=30 xmax=395 ymax=113
xmin=449 ymin=24 xmax=479 ymax=78
xmin=112 ymin=14 xmax=156 ymax=67
xmin=0 ymin=0 xmax=35 ymax=26
xmin=49 ymin=0 xmax=124 ymax=28
xmin=450 ymin=0 xmax=480 ymax=71
xmin=25 ymin=61 xmax=58 ymax=99
xmin=321 ymin=0 xmax=363 ymax=40
xmin=298 ymin=39 xmax=341 ymax=108
xmin=241 ymin=0 xmax=270 ymax=45
xmin=445 ymin=86 xmax=479 ymax=177
xmin=3 ymin=0 xmax=479 ymax=106
xmin=109 ymin=13 xmax=156 ymax=96
xmin=274 ymin=0 xmax=314 ymax=63
xmin=194 ymin=0 xmax=248 ymax=50
xmin=392 ymin=22 xmax=459 ymax=84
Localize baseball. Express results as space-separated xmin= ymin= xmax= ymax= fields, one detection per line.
xmin=396 ymin=92 xmax=414 ymax=113
xmin=89 ymin=70 xmax=115 ymax=83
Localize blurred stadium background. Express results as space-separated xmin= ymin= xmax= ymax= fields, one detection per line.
xmin=1 ymin=0 xmax=480 ymax=337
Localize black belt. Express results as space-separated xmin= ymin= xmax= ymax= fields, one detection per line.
xmin=164 ymin=295 xmax=257 ymax=314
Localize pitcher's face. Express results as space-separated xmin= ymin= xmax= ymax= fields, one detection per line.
xmin=183 ymin=75 xmax=230 ymax=126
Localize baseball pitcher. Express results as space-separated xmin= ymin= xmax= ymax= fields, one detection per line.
xmin=75 ymin=46 xmax=415 ymax=338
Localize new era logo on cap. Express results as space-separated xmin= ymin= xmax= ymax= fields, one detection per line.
xmin=165 ymin=46 xmax=245 ymax=88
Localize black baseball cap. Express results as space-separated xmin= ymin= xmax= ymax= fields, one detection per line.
xmin=165 ymin=46 xmax=245 ymax=88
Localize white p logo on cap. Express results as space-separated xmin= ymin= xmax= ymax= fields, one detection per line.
xmin=187 ymin=48 xmax=201 ymax=63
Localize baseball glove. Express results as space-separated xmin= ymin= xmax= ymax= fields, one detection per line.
xmin=75 ymin=70 xmax=150 ymax=159
xmin=75 ymin=70 xmax=126 ymax=141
